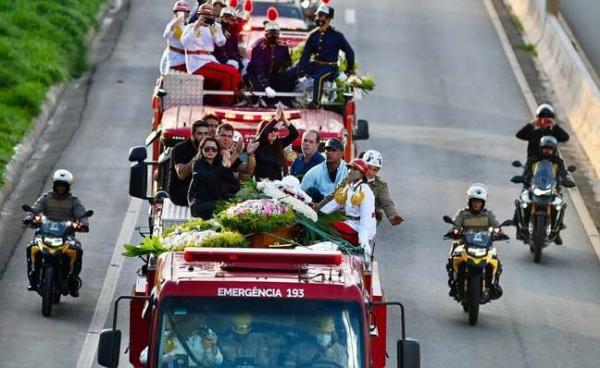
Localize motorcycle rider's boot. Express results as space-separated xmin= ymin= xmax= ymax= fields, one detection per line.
xmin=69 ymin=250 xmax=83 ymax=297
xmin=446 ymin=259 xmax=457 ymax=297
xmin=27 ymin=266 xmax=39 ymax=291
xmin=489 ymin=284 xmax=503 ymax=300
xmin=554 ymin=233 xmax=563 ymax=246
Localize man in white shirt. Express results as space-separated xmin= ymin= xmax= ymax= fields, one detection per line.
xmin=181 ymin=3 xmax=242 ymax=104
xmin=160 ymin=0 xmax=191 ymax=74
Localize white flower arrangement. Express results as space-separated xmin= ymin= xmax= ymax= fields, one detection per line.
xmin=257 ymin=176 xmax=319 ymax=222
xmin=161 ymin=229 xmax=218 ymax=250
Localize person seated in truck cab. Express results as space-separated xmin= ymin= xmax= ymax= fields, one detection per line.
xmin=283 ymin=316 xmax=348 ymax=368
xmin=220 ymin=313 xmax=271 ymax=367
xmin=169 ymin=120 xmax=209 ymax=206
xmin=245 ymin=21 xmax=292 ymax=106
xmin=188 ymin=137 xmax=240 ymax=219
xmin=140 ymin=312 xmax=223 ymax=366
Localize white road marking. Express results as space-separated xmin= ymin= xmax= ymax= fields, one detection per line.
xmin=483 ymin=0 xmax=600 ymax=259
xmin=345 ymin=9 xmax=356 ymax=24
xmin=76 ymin=197 xmax=143 ymax=368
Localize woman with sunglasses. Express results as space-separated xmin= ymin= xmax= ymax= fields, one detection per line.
xmin=253 ymin=105 xmax=299 ymax=181
xmin=188 ymin=137 xmax=240 ymax=219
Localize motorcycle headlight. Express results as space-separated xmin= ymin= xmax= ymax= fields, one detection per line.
xmin=533 ymin=188 xmax=552 ymax=196
xmin=43 ymin=237 xmax=64 ymax=247
xmin=466 ymin=247 xmax=487 ymax=257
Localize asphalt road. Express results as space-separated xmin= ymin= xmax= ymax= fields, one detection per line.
xmin=1 ymin=0 xmax=600 ymax=367
xmin=560 ymin=0 xmax=600 ymax=78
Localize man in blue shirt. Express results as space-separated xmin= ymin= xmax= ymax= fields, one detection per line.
xmin=291 ymin=4 xmax=355 ymax=108
xmin=290 ymin=129 xmax=325 ymax=180
xmin=301 ymin=138 xmax=348 ymax=202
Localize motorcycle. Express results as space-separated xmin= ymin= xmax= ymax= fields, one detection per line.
xmin=443 ymin=216 xmax=511 ymax=326
xmin=510 ymin=160 xmax=576 ymax=263
xmin=23 ymin=205 xmax=93 ymax=317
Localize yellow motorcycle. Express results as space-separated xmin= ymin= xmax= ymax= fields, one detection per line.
xmin=443 ymin=216 xmax=511 ymax=325
xmin=23 ymin=205 xmax=93 ymax=317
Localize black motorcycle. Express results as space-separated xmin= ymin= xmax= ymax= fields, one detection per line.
xmin=443 ymin=216 xmax=511 ymax=326
xmin=23 ymin=205 xmax=93 ymax=317
xmin=511 ymin=160 xmax=575 ymax=263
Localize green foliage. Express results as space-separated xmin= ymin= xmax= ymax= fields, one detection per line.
xmin=123 ymin=237 xmax=165 ymax=257
xmin=218 ymin=210 xmax=296 ymax=235
xmin=296 ymin=213 xmax=360 ymax=254
xmin=517 ymin=43 xmax=537 ymax=57
xmin=199 ymin=231 xmax=248 ymax=248
xmin=0 ymin=0 xmax=106 ymax=185
xmin=162 ymin=218 xmax=217 ymax=237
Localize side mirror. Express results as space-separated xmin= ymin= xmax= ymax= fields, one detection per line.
xmin=568 ymin=165 xmax=577 ymax=173
xmin=83 ymin=210 xmax=94 ymax=218
xmin=512 ymin=160 xmax=523 ymax=168
xmin=353 ymin=119 xmax=369 ymax=140
xmin=154 ymin=190 xmax=170 ymax=203
xmin=442 ymin=215 xmax=454 ymax=225
xmin=130 ymin=161 xmax=148 ymax=200
xmin=157 ymin=88 xmax=167 ymax=97
xmin=128 ymin=146 xmax=148 ymax=163
xmin=22 ymin=204 xmax=33 ymax=212
xmin=397 ymin=338 xmax=421 ymax=368
xmin=510 ymin=175 xmax=524 ymax=184
xmin=97 ymin=329 xmax=121 ymax=367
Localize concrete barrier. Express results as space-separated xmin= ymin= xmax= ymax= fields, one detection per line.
xmin=504 ymin=0 xmax=600 ymax=177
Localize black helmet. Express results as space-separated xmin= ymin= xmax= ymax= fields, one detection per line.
xmin=535 ymin=103 xmax=555 ymax=119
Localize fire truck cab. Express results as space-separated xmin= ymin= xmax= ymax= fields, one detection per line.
xmin=97 ymin=248 xmax=420 ymax=368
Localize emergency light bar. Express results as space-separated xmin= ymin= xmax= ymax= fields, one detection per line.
xmin=183 ymin=248 xmax=343 ymax=266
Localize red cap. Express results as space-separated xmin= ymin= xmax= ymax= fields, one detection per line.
xmin=229 ymin=0 xmax=238 ymax=7
xmin=347 ymin=158 xmax=373 ymax=176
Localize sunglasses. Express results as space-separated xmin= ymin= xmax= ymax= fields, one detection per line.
xmin=203 ymin=146 xmax=218 ymax=152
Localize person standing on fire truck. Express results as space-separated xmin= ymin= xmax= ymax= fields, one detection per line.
xmin=181 ymin=3 xmax=242 ymax=104
xmin=161 ymin=0 xmax=192 ymax=74
xmin=290 ymin=4 xmax=355 ymax=108
xmin=320 ymin=158 xmax=377 ymax=260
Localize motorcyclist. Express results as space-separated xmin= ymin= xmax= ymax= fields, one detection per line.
xmin=445 ymin=183 xmax=503 ymax=299
xmin=23 ymin=169 xmax=90 ymax=297
xmin=516 ymin=103 xmax=569 ymax=159
xmin=284 ymin=316 xmax=348 ymax=367
xmin=517 ymin=136 xmax=573 ymax=245
xmin=220 ymin=313 xmax=271 ymax=367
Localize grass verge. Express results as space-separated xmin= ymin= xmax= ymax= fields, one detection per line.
xmin=0 ymin=0 xmax=106 ymax=185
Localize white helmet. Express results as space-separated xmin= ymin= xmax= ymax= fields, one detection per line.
xmin=53 ymin=169 xmax=74 ymax=185
xmin=466 ymin=183 xmax=488 ymax=201
xmin=535 ymin=103 xmax=555 ymax=118
xmin=362 ymin=150 xmax=383 ymax=168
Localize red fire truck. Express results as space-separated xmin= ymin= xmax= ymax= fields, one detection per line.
xmin=141 ymin=72 xmax=368 ymax=234
xmin=97 ymin=248 xmax=420 ymax=368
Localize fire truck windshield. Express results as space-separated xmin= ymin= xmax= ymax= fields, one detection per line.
xmin=154 ymin=297 xmax=365 ymax=368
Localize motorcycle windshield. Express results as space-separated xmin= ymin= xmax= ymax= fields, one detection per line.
xmin=532 ymin=160 xmax=556 ymax=191
xmin=39 ymin=220 xmax=69 ymax=238
xmin=154 ymin=297 xmax=365 ymax=368
xmin=464 ymin=231 xmax=492 ymax=248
